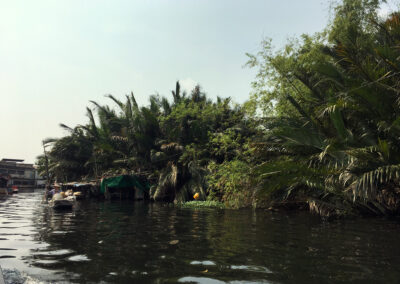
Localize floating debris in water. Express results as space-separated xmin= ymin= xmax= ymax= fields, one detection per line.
xmin=169 ymin=240 xmax=179 ymax=245
xmin=2 ymin=269 xmax=25 ymax=284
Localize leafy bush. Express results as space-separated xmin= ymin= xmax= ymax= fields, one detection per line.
xmin=207 ymin=160 xmax=252 ymax=208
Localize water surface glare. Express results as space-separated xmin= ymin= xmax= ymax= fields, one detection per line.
xmin=0 ymin=191 xmax=400 ymax=283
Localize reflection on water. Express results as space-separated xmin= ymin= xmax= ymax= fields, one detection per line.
xmin=0 ymin=191 xmax=400 ymax=283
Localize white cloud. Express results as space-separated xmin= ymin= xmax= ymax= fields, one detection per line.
xmin=378 ymin=5 xmax=390 ymax=18
xmin=378 ymin=1 xmax=398 ymax=19
xmin=179 ymin=78 xmax=198 ymax=92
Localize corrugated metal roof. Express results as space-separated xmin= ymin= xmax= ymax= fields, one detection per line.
xmin=1 ymin=158 xmax=24 ymax=162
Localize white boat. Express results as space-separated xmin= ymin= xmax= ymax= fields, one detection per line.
xmin=49 ymin=194 xmax=75 ymax=210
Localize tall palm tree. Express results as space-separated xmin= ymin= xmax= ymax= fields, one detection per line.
xmin=252 ymin=11 xmax=400 ymax=215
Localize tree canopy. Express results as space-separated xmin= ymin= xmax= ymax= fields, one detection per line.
xmin=38 ymin=0 xmax=400 ymax=216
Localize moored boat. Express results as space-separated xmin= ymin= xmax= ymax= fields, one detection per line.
xmin=49 ymin=194 xmax=75 ymax=210
xmin=73 ymin=191 xmax=84 ymax=200
xmin=12 ymin=186 xmax=18 ymax=194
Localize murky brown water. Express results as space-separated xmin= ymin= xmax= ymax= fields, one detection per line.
xmin=1 ymin=191 xmax=400 ymax=283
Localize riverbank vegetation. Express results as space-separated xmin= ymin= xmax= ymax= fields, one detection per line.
xmin=178 ymin=201 xmax=226 ymax=209
xmin=37 ymin=0 xmax=400 ymax=217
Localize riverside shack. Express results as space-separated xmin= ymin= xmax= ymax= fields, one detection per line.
xmin=100 ymin=175 xmax=148 ymax=200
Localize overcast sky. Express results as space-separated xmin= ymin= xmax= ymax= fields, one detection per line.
xmin=0 ymin=0 xmax=398 ymax=163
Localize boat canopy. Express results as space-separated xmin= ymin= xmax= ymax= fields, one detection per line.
xmin=100 ymin=175 xmax=148 ymax=194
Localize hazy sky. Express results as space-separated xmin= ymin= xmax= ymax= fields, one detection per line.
xmin=0 ymin=0 xmax=397 ymax=163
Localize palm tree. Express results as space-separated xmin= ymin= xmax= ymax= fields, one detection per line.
xmin=251 ymin=11 xmax=400 ymax=215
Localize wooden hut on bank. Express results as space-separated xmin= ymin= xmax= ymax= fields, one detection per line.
xmin=100 ymin=175 xmax=149 ymax=200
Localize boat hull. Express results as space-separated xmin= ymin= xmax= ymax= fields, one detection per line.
xmin=50 ymin=199 xmax=74 ymax=210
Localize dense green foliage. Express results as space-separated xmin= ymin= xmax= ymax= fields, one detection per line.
xmin=177 ymin=200 xmax=226 ymax=209
xmin=37 ymin=83 xmax=256 ymax=204
xmin=38 ymin=0 xmax=400 ymax=216
xmin=247 ymin=0 xmax=400 ymax=216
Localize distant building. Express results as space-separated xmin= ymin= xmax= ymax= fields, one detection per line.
xmin=0 ymin=158 xmax=45 ymax=189
xmin=34 ymin=167 xmax=46 ymax=188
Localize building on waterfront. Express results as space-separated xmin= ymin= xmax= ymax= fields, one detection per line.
xmin=0 ymin=158 xmax=45 ymax=189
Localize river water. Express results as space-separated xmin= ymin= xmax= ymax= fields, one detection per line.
xmin=0 ymin=191 xmax=400 ymax=283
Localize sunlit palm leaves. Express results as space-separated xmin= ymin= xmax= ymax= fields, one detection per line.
xmin=251 ymin=10 xmax=400 ymax=214
xmin=38 ymin=80 xmax=248 ymax=203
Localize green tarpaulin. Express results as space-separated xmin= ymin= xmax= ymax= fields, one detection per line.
xmin=100 ymin=175 xmax=148 ymax=194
